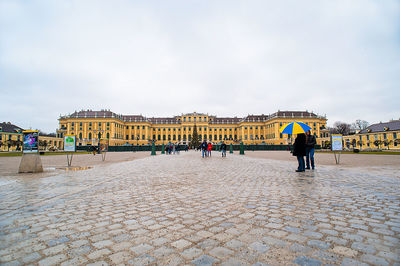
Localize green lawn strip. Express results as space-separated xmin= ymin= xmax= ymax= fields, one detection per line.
xmin=0 ymin=152 xmax=91 ymax=157
xmin=316 ymin=151 xmax=400 ymax=155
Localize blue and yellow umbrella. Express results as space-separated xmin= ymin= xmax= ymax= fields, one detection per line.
xmin=280 ymin=121 xmax=311 ymax=135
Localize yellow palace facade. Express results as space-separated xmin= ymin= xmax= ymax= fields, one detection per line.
xmin=57 ymin=110 xmax=327 ymax=146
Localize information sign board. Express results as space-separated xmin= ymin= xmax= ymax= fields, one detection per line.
xmin=331 ymin=134 xmax=343 ymax=151
xmin=64 ymin=135 xmax=76 ymax=152
xmin=22 ymin=131 xmax=39 ymax=153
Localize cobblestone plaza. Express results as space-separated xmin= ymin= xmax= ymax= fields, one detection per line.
xmin=0 ymin=152 xmax=399 ymax=265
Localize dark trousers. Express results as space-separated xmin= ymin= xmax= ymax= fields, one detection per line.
xmin=297 ymin=156 xmax=305 ymax=171
xmin=306 ymin=147 xmax=315 ymax=169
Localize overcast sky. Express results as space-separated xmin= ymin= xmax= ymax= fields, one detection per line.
xmin=1 ymin=0 xmax=399 ymax=133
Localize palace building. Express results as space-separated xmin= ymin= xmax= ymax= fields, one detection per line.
xmin=342 ymin=120 xmax=400 ymax=150
xmin=57 ymin=110 xmax=327 ymax=147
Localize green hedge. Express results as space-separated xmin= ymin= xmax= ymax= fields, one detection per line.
xmin=76 ymin=144 xmax=321 ymax=152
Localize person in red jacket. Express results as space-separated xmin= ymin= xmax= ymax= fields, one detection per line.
xmin=207 ymin=142 xmax=213 ymax=157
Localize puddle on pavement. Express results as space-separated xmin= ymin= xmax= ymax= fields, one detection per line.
xmin=0 ymin=179 xmax=17 ymax=186
xmin=57 ymin=166 xmax=93 ymax=171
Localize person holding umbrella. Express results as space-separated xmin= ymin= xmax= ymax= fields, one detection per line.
xmin=293 ymin=133 xmax=306 ymax=172
xmin=280 ymin=121 xmax=311 ymax=173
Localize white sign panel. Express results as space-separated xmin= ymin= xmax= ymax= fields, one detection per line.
xmin=331 ymin=134 xmax=343 ymax=151
xmin=64 ymin=135 xmax=76 ymax=152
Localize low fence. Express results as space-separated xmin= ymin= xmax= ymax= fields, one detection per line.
xmin=76 ymin=144 xmax=321 ymax=152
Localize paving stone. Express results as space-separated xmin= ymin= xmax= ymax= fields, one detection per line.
xmin=38 ymin=254 xmax=67 ymax=266
xmin=304 ymin=231 xmax=323 ymax=239
xmin=128 ymin=254 xmax=156 ymax=265
xmin=21 ymin=252 xmax=41 ymax=263
xmin=87 ymin=248 xmax=112 ymax=260
xmin=153 ymin=246 xmax=174 ymax=258
xmin=197 ymin=239 xmax=220 ymax=250
xmin=69 ymin=239 xmax=89 ymax=248
xmin=42 ymin=244 xmax=68 ymax=256
xmin=1 ymin=260 xmax=22 ymax=266
xmin=326 ymin=236 xmax=348 ymax=246
xmin=60 ymin=256 xmax=87 ymax=266
xmin=181 ymin=247 xmax=203 ymax=260
xmin=226 ymin=239 xmax=244 ymax=249
xmin=351 ymin=242 xmax=376 ymax=254
xmin=377 ymin=251 xmax=400 ymax=261
xmin=332 ymin=246 xmax=357 ymax=257
xmin=86 ymin=261 xmax=108 ymax=266
xmin=293 ymin=256 xmax=322 ymax=266
xmin=341 ymin=258 xmax=368 ymax=266
xmin=209 ymin=246 xmax=234 ymax=259
xmin=171 ymin=239 xmax=192 ymax=249
xmin=307 ymin=240 xmax=330 ymax=250
xmin=262 ymin=236 xmax=287 ymax=247
xmin=249 ymin=241 xmax=269 ymax=253
xmin=342 ymin=233 xmax=363 ymax=242
xmin=286 ymin=233 xmax=308 ymax=243
xmin=109 ymin=251 xmax=131 ymax=264
xmin=360 ymin=254 xmax=389 ymax=266
xmin=152 ymin=237 xmax=170 ymax=246
xmin=284 ymin=226 xmax=301 ymax=233
xmin=48 ymin=236 xmax=70 ymax=246
xmin=290 ymin=243 xmax=312 ymax=253
xmin=192 ymin=254 xmax=220 ymax=266
xmin=312 ymin=250 xmax=340 ymax=263
xmin=131 ymin=243 xmax=153 ymax=255
xmin=92 ymin=239 xmax=113 ymax=249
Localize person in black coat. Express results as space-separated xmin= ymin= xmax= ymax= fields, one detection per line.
xmin=293 ymin=133 xmax=306 ymax=172
xmin=220 ymin=141 xmax=227 ymax=157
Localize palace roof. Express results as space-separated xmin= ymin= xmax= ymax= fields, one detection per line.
xmin=68 ymin=110 xmax=118 ymax=118
xmin=242 ymin=115 xmax=270 ymax=122
xmin=60 ymin=110 xmax=324 ymax=123
xmin=210 ymin=117 xmax=242 ymax=124
xmin=359 ymin=120 xmax=400 ymax=134
xmin=122 ymin=115 xmax=147 ymax=122
xmin=0 ymin=122 xmax=25 ymax=133
xmin=148 ymin=117 xmax=179 ymax=124
xmin=270 ymin=111 xmax=318 ymax=118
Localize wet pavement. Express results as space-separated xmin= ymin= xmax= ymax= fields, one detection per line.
xmin=0 ymin=151 xmax=399 ymax=265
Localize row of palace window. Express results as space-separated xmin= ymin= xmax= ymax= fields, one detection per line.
xmin=76 ymin=133 xmax=272 ymax=141
xmin=363 ymin=133 xmax=397 ymax=140
xmin=0 ymin=134 xmax=21 ymax=141
xmin=68 ymin=123 xmax=298 ymax=132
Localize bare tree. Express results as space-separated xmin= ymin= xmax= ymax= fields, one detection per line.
xmin=383 ymin=139 xmax=393 ymax=150
xmin=357 ymin=140 xmax=363 ymax=148
xmin=352 ymin=120 xmax=369 ymax=131
xmin=351 ymin=139 xmax=357 ymax=148
xmin=373 ymin=140 xmax=383 ymax=150
xmin=331 ymin=122 xmax=351 ymax=136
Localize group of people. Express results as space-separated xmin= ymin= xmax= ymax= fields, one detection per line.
xmin=164 ymin=143 xmax=189 ymax=154
xmin=200 ymin=140 xmax=227 ymax=158
xmin=200 ymin=141 xmax=213 ymax=158
xmin=292 ymin=130 xmax=316 ymax=172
